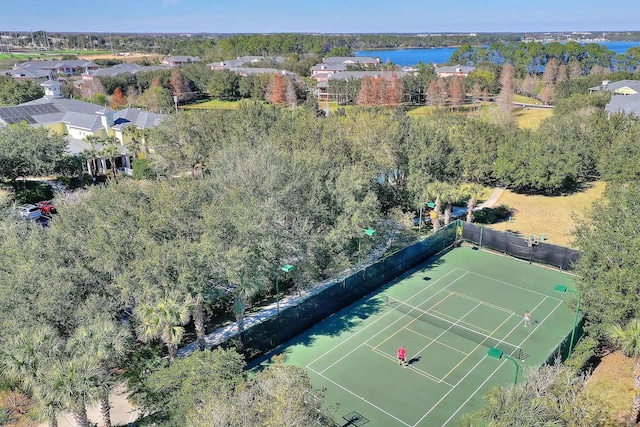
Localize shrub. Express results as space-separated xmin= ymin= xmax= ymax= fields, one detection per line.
xmin=473 ymin=204 xmax=511 ymax=224
xmin=132 ymin=159 xmax=155 ymax=180
xmin=565 ymin=335 xmax=599 ymax=372
xmin=14 ymin=183 xmax=54 ymax=204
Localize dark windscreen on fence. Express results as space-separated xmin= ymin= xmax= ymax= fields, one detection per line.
xmin=234 ymin=222 xmax=458 ymax=360
xmin=461 ymin=223 xmax=580 ymax=270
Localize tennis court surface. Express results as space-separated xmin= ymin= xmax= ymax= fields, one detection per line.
xmin=252 ymin=246 xmax=577 ymax=427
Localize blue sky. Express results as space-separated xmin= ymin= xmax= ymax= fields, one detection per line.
xmin=2 ymin=0 xmax=640 ymax=33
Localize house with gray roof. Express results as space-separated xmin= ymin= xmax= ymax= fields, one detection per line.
xmin=208 ymin=56 xmax=287 ymax=71
xmin=434 ymin=64 xmax=475 ymax=77
xmin=311 ymin=57 xmax=381 ymax=82
xmin=162 ymin=56 xmax=202 ymax=67
xmin=0 ymin=81 xmax=164 ymax=176
xmin=590 ymin=80 xmax=640 ymax=117
xmin=589 ymin=79 xmax=640 ymax=95
xmin=14 ymin=60 xmax=99 ymax=76
xmin=227 ymin=67 xmax=298 ymax=81
xmin=1 ymin=68 xmax=54 ymax=82
xmin=322 ymin=56 xmax=380 ymax=65
xmin=84 ymin=63 xmax=167 ymax=79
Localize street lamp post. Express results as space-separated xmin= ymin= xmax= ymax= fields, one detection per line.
xmin=358 ymin=228 xmax=376 ymax=264
xmin=275 ymin=264 xmax=294 ymax=314
xmin=487 ymin=347 xmax=519 ymax=384
xmin=554 ymin=284 xmax=581 ymax=358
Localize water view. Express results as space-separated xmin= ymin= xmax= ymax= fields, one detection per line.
xmin=356 ymin=41 xmax=640 ymax=66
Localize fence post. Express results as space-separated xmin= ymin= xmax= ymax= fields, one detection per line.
xmin=479 ymin=225 xmax=483 ymax=247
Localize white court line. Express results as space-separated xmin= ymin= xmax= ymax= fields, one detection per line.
xmin=444 ymin=290 xmax=516 ymax=315
xmin=439 ymin=297 xmax=564 ymax=427
xmin=411 ymin=295 xmax=550 ymax=427
xmin=306 ymin=268 xmax=462 ymax=369
xmin=458 ymin=269 xmax=564 ymax=301
xmin=367 ymin=344 xmax=455 ymax=387
xmin=316 ymin=272 xmax=469 ymax=374
xmin=307 ymin=364 xmax=413 ymax=427
xmin=410 ymin=301 xmax=483 ymax=366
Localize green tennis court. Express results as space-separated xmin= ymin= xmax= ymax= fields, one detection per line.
xmin=253 ymin=246 xmax=577 ymax=427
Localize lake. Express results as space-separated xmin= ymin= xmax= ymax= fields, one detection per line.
xmin=355 ymin=41 xmax=640 ymax=66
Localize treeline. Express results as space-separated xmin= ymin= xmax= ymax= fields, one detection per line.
xmin=451 ymin=41 xmax=640 ymax=75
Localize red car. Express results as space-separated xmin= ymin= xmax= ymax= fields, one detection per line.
xmin=35 ymin=200 xmax=57 ymax=215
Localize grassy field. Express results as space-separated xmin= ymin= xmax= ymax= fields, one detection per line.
xmin=180 ymin=99 xmax=242 ymax=110
xmin=513 ymin=94 xmax=542 ymax=105
xmin=588 ymin=351 xmax=634 ymax=425
xmin=515 ymin=107 xmax=554 ymax=129
xmin=488 ymin=181 xmax=606 ymax=248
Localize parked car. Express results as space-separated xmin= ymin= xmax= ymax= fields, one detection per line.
xmin=35 ymin=200 xmax=57 ymax=215
xmin=18 ymin=204 xmax=42 ymax=220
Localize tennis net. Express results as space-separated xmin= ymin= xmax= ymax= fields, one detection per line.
xmin=387 ymin=296 xmax=529 ymax=360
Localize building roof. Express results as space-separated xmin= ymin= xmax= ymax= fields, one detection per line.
xmin=228 ymin=67 xmax=297 ymax=79
xmin=87 ymin=63 xmax=167 ymax=78
xmin=323 ymin=56 xmax=379 ymax=64
xmin=590 ymin=79 xmax=640 ymax=94
xmin=0 ymin=97 xmax=164 ymax=132
xmin=111 ymin=108 xmax=165 ymax=130
xmin=311 ymin=63 xmax=348 ymax=72
xmin=434 ymin=64 xmax=476 ymax=74
xmin=164 ymin=56 xmax=201 ymax=63
xmin=1 ymin=68 xmax=53 ymax=79
xmin=327 ymin=70 xmax=407 ymax=81
xmin=14 ymin=60 xmax=98 ymax=71
xmin=605 ymin=94 xmax=640 ymax=116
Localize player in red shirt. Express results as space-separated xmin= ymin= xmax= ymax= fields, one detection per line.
xmin=397 ymin=345 xmax=407 ymax=367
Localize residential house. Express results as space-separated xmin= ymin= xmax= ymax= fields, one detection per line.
xmin=228 ymin=67 xmax=298 ymax=81
xmin=13 ymin=60 xmax=99 ymax=76
xmin=209 ymin=56 xmax=265 ymax=70
xmin=0 ymin=68 xmax=54 ymax=83
xmin=83 ymin=63 xmax=167 ymax=79
xmin=311 ymin=56 xmax=380 ymax=83
xmin=162 ymin=56 xmax=202 ymax=67
xmin=0 ymin=80 xmax=164 ymax=176
xmin=434 ymin=64 xmax=475 ymax=78
xmin=590 ymin=80 xmax=640 ymax=117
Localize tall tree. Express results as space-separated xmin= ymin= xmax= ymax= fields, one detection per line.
xmin=448 ymin=76 xmax=465 ymax=110
xmin=497 ymin=63 xmax=515 ymax=111
xmin=67 ymin=318 xmax=130 ymax=427
xmin=100 ymin=136 xmax=120 ymax=178
xmin=574 ymin=183 xmax=640 ymax=337
xmin=134 ymin=290 xmax=193 ymax=361
xmin=266 ymin=73 xmax=287 ymax=105
xmin=110 ymin=87 xmax=127 ymax=109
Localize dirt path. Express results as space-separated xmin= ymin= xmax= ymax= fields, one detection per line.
xmin=478 ymin=187 xmax=505 ymax=209
xmin=37 ymin=386 xmax=141 ymax=427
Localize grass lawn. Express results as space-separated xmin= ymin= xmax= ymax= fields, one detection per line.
xmin=488 ymin=181 xmax=606 ymax=248
xmin=515 ymin=107 xmax=554 ymax=129
xmin=513 ymin=94 xmax=542 ymax=105
xmin=588 ymin=351 xmax=634 ymax=425
xmin=180 ymin=99 xmax=242 ymax=110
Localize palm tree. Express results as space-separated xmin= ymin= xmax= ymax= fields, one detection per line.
xmin=608 ymin=318 xmax=640 ymax=424
xmin=423 ymin=181 xmax=454 ymax=231
xmin=459 ymin=183 xmax=484 ymax=223
xmin=134 ymin=290 xmax=193 ymax=361
xmin=82 ymin=135 xmax=101 ymax=177
xmin=0 ymin=327 xmax=64 ymax=427
xmin=39 ymin=357 xmax=101 ymax=427
xmin=67 ymin=318 xmax=130 ymax=427
xmin=101 ymin=136 xmax=121 ymax=179
xmin=123 ymin=124 xmax=150 ymax=156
